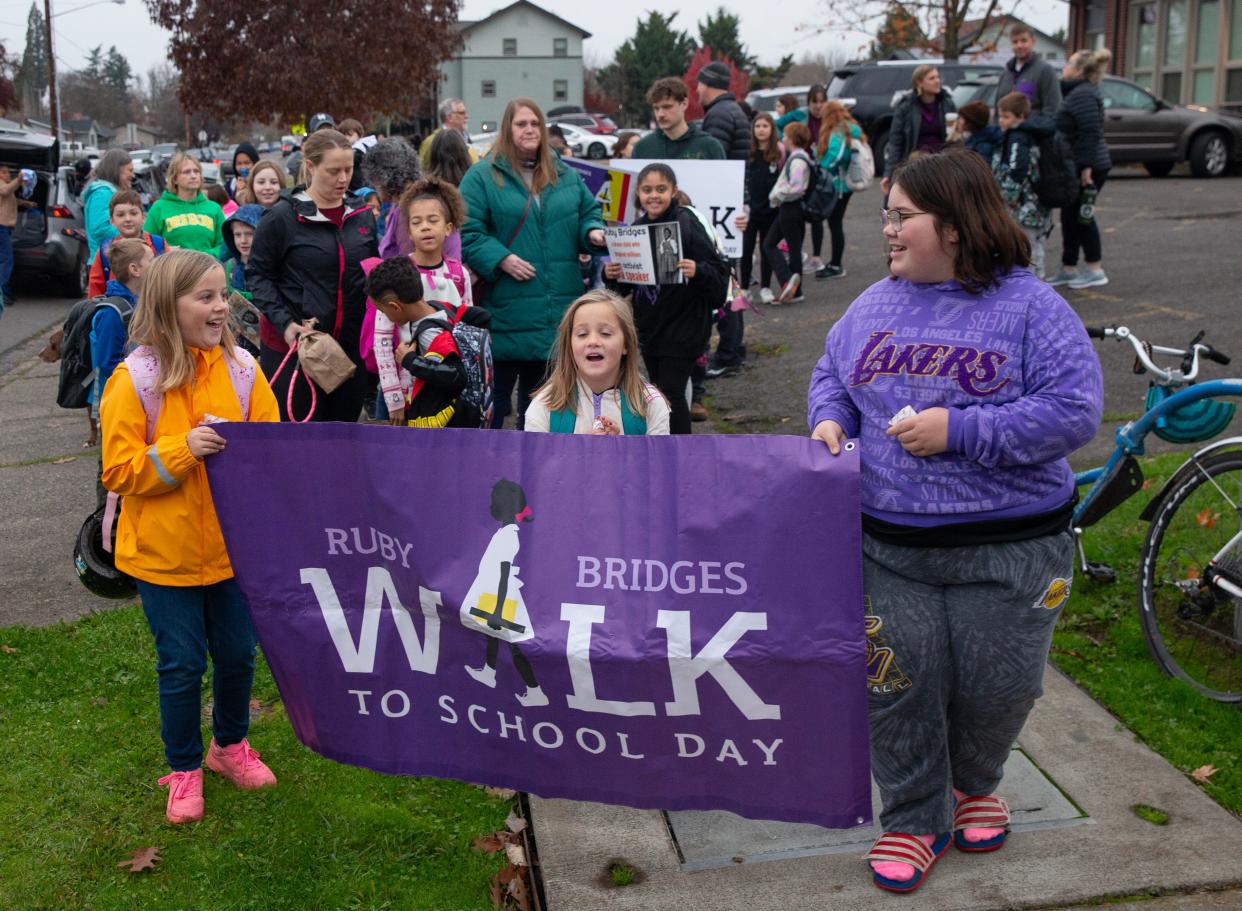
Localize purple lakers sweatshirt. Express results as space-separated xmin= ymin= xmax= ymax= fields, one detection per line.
xmin=807 ymin=270 xmax=1103 ymax=525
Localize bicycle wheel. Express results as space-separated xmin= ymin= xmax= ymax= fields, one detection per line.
xmin=1139 ymin=449 xmax=1242 ymax=702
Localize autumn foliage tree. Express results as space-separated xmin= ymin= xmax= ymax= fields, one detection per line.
xmin=682 ymin=48 xmax=750 ymax=122
xmin=810 ymin=0 xmax=1010 ymax=61
xmin=144 ymin=0 xmax=463 ymax=123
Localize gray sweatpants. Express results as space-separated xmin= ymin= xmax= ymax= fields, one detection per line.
xmin=862 ymin=530 xmax=1073 ymax=833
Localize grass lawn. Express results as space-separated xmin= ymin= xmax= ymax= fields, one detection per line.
xmin=1055 ymin=451 xmax=1241 ymax=816
xmin=0 ymin=606 xmax=509 ymax=910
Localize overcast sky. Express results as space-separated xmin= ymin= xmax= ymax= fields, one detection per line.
xmin=2 ymin=0 xmax=1072 ymax=83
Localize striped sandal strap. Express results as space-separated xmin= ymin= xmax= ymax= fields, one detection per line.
xmin=863 ymin=833 xmax=937 ymax=872
xmin=953 ymin=795 xmax=1011 ymax=831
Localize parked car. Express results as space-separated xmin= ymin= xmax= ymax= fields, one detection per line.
xmin=828 ymin=60 xmax=1003 ymax=172
xmin=745 ymin=85 xmax=815 ymax=114
xmin=550 ymin=112 xmax=618 ymax=135
xmin=952 ymin=73 xmax=1242 ymax=178
xmin=151 ymin=142 xmax=180 ymax=161
xmin=554 ymin=123 xmax=616 ymax=160
xmin=1 ymin=126 xmax=89 ymax=296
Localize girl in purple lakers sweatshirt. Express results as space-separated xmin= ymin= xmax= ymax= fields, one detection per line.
xmin=807 ymin=150 xmax=1102 ymax=894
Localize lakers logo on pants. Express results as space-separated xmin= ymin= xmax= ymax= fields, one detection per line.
xmin=865 ymin=603 xmax=912 ymax=696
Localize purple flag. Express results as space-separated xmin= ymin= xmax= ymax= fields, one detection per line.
xmin=207 ymin=424 xmax=871 ymax=828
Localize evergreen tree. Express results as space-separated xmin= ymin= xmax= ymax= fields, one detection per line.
xmin=697 ymin=8 xmax=756 ymax=71
xmin=14 ymin=3 xmax=47 ymax=117
xmin=596 ymin=12 xmax=694 ymax=127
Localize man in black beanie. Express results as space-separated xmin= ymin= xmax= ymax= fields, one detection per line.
xmin=697 ymin=61 xmax=751 ymax=380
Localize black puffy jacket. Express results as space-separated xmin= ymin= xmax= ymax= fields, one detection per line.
xmin=1056 ymin=79 xmax=1113 ymax=174
xmin=701 ymin=93 xmax=752 ymax=161
xmin=886 ymin=89 xmax=956 ymax=173
xmin=246 ymin=191 xmax=379 ymax=355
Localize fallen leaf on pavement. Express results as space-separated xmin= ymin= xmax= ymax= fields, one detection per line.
xmin=485 ymin=786 xmax=517 ymax=799
xmin=473 ymin=834 xmax=505 ymax=853
xmin=505 ymin=809 xmax=527 ymax=834
xmin=505 ymin=843 xmax=527 ymax=867
xmin=1191 ymin=764 xmax=1218 ymax=783
xmin=116 ymin=846 xmax=162 ymax=873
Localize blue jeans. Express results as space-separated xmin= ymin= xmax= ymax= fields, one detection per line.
xmin=0 ymin=224 xmax=13 ymax=308
xmin=137 ymin=578 xmax=257 ymax=771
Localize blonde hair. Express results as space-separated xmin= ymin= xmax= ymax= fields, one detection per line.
xmin=535 ymin=290 xmax=657 ymax=420
xmin=129 ymin=249 xmax=237 ymax=392
xmin=490 ymin=98 xmax=559 ymax=195
xmin=298 ymin=128 xmax=353 ymax=187
xmin=108 ymin=237 xmax=151 ymax=283
xmin=1069 ymin=48 xmax=1110 ymax=84
xmin=911 ymin=64 xmax=939 ymax=92
xmin=165 ymin=152 xmax=202 ymax=194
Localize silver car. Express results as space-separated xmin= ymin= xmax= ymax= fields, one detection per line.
xmin=2 ymin=126 xmax=89 ymax=297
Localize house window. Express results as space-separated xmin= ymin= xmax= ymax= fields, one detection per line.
xmin=482 ymin=80 xmax=496 ymax=98
xmin=1164 ymin=0 xmax=1187 ymax=69
xmin=553 ymin=37 xmax=568 ymax=57
xmin=553 ymin=79 xmax=568 ymax=102
xmin=503 ymin=38 xmax=517 ymax=56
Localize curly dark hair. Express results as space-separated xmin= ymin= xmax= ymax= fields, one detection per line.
xmin=361 ymin=137 xmax=422 ymax=201
xmin=364 ymin=255 xmax=424 ymax=304
xmin=399 ymin=176 xmax=468 ymax=231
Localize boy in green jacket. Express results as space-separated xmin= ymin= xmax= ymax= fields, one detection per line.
xmin=632 ymin=78 xmax=726 ymax=161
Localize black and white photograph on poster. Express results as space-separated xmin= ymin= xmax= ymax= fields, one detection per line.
xmin=653 ymin=222 xmax=683 ymax=285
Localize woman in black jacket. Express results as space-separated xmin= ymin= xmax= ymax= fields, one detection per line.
xmin=247 ymin=129 xmax=379 ymax=421
xmin=1049 ymin=49 xmax=1113 ymax=290
xmin=884 ymin=66 xmax=956 ymax=174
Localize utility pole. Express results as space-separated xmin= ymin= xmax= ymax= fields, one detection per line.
xmin=43 ymin=0 xmax=59 ymax=140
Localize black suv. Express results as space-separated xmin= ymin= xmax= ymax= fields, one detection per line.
xmin=829 ymin=60 xmax=1002 ymax=172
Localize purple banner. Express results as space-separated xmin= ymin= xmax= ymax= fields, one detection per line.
xmin=207 ymin=424 xmax=871 ymax=828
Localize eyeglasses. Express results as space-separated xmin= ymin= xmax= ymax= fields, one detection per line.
xmin=880 ymin=208 xmax=928 ymax=232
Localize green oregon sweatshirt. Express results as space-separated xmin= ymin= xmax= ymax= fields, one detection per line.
xmin=143 ymin=190 xmax=224 ymax=254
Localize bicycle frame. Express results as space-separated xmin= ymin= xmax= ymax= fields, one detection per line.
xmin=1072 ymin=379 xmax=1242 ymax=573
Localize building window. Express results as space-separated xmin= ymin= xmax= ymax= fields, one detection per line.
xmin=503 ymin=38 xmax=517 ymax=56
xmin=1135 ymin=4 xmax=1156 ymax=69
xmin=1162 ymin=71 xmax=1183 ymax=103
xmin=1232 ymin=0 xmax=1242 ymax=59
xmin=1164 ymin=0 xmax=1187 ymax=69
xmin=482 ymin=80 xmax=496 ymax=98
xmin=1226 ymin=68 xmax=1242 ymax=102
xmin=553 ymin=37 xmax=568 ymax=57
xmin=553 ymin=79 xmax=568 ymax=102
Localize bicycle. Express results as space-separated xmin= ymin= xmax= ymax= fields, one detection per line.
xmin=1073 ymin=325 xmax=1242 ymax=702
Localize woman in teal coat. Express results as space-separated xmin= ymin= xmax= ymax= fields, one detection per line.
xmin=460 ymin=97 xmax=606 ymax=428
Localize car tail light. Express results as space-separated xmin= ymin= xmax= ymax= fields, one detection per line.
xmin=50 ymin=205 xmax=73 ymax=218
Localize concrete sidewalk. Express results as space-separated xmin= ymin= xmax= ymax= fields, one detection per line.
xmin=0 ymin=307 xmax=104 ymax=628
xmin=530 ymin=666 xmax=1242 ymax=910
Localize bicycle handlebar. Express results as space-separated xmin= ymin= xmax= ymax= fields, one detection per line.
xmin=1085 ymin=326 xmax=1231 ymax=383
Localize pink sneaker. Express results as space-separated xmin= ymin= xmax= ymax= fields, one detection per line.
xmin=158 ymin=768 xmax=204 ymax=824
xmin=205 ymin=738 xmax=277 ymax=789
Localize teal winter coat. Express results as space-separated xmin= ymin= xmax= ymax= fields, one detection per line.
xmin=459 ymin=153 xmax=605 ymax=362
xmin=82 ymin=179 xmax=119 ymax=262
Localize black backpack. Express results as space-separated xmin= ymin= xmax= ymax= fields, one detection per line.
xmin=1031 ymin=121 xmax=1079 ymax=209
xmin=56 ymin=295 xmax=134 ymax=410
xmin=800 ymin=158 xmax=839 ymax=221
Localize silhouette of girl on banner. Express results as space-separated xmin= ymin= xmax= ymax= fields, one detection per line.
xmin=462 ymin=480 xmax=547 ymax=707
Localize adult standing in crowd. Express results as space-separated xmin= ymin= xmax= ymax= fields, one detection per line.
xmin=459 ymin=97 xmax=607 ymax=429
xmin=777 ymin=85 xmax=830 ymax=273
xmin=697 ymin=60 xmax=751 ymax=380
xmin=885 ymin=66 xmax=956 ymax=175
xmin=227 ymin=143 xmax=259 ymax=202
xmin=420 ymin=98 xmax=478 ymax=171
xmin=248 ymin=129 xmax=378 ymax=421
xmin=1049 ymin=50 xmax=1112 ymax=290
xmin=632 ymin=78 xmax=726 ymax=160
xmin=144 ymin=153 xmax=224 ymax=254
xmin=995 ymin=23 xmax=1061 ymax=116
xmin=360 ymin=137 xmax=423 ymax=258
xmin=83 ymin=148 xmax=135 ymax=263
xmin=814 ymin=101 xmax=864 ymax=281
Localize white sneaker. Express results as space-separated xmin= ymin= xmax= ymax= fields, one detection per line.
xmin=779 ymin=274 xmax=801 ymax=303
xmin=465 ymin=664 xmax=497 ymax=688
xmin=759 ymin=288 xmax=775 ymax=304
xmin=804 ymin=257 xmax=824 ymax=273
xmin=516 ymin=685 xmax=549 ymax=707
xmin=1068 ymin=269 xmax=1109 ymax=289
xmin=1046 ymin=269 xmax=1077 ymax=287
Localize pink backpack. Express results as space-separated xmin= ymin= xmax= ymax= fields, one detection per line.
xmin=359 ymin=256 xmax=469 ymax=374
xmin=100 ymin=344 xmax=255 ymax=553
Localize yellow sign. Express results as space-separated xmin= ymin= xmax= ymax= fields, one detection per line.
xmin=290 ymin=121 xmax=307 ymax=136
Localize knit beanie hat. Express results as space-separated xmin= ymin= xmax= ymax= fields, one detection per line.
xmin=697 ymin=62 xmax=731 ymax=90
